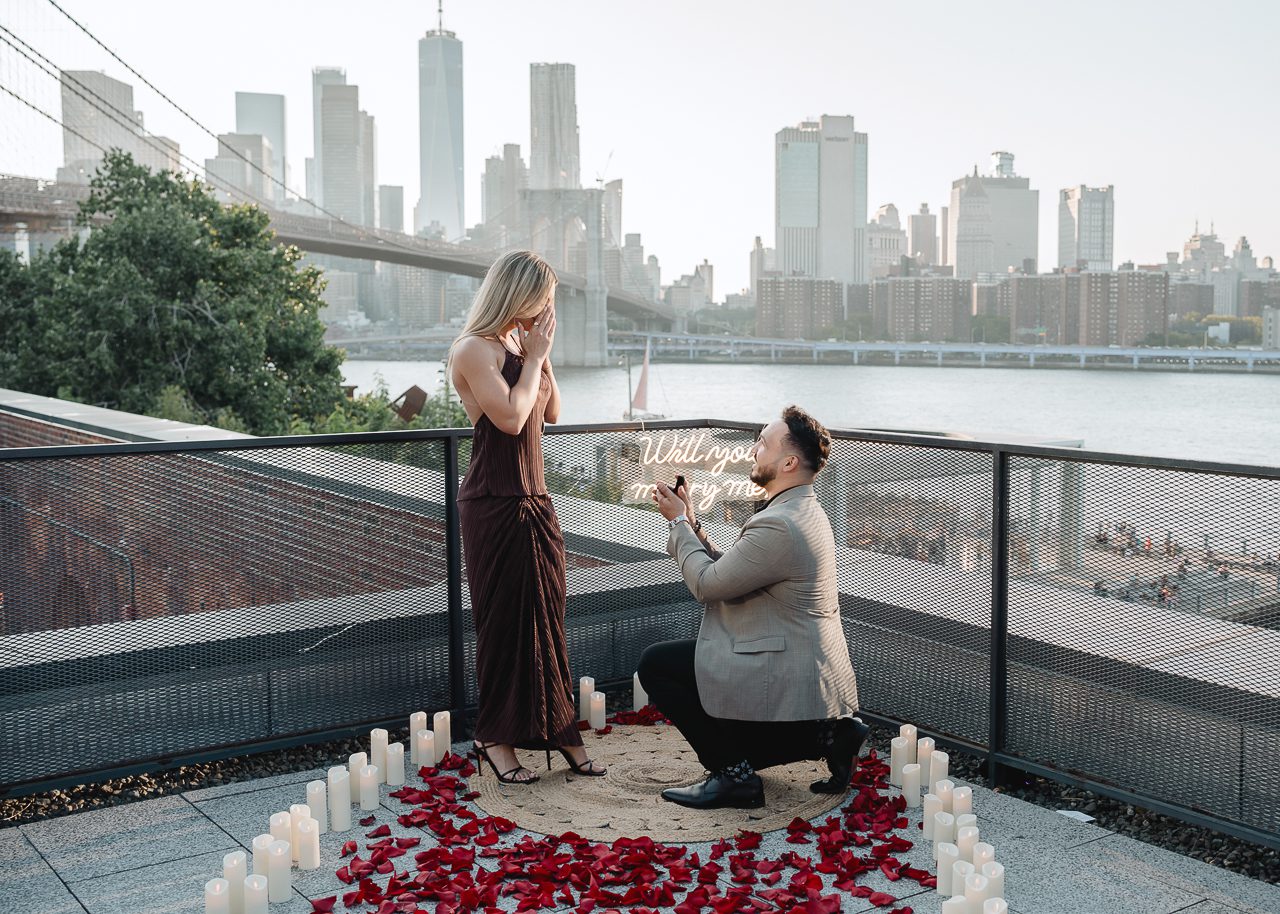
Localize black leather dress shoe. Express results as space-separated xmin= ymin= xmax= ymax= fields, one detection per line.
xmin=661 ymin=772 xmax=765 ymax=809
xmin=810 ymin=717 xmax=871 ymax=794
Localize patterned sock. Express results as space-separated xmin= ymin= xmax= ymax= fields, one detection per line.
xmin=721 ymin=759 xmax=756 ymax=783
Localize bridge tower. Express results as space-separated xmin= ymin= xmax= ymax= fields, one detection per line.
xmin=521 ymin=187 xmax=608 ymax=366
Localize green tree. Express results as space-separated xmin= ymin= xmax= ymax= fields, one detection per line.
xmin=1 ymin=152 xmax=345 ymax=434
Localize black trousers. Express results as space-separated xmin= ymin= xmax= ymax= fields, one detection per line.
xmin=637 ymin=639 xmax=823 ymax=773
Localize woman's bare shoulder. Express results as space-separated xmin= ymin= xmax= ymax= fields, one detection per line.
xmin=453 ymin=334 xmax=506 ymax=365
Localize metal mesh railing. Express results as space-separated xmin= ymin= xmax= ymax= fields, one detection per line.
xmin=0 ymin=437 xmax=454 ymax=787
xmin=1003 ymin=454 xmax=1280 ymax=838
xmin=1 ymin=416 xmax=1277 ymax=848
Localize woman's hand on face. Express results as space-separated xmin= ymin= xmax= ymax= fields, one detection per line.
xmin=523 ymin=304 xmax=556 ymax=360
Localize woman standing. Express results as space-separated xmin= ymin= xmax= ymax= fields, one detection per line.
xmin=449 ymin=251 xmax=606 ymax=784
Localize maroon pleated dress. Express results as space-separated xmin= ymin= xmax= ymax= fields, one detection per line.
xmin=458 ymin=349 xmax=582 ymax=750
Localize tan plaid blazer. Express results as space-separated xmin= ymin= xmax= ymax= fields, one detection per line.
xmin=667 ymin=484 xmax=860 ymax=722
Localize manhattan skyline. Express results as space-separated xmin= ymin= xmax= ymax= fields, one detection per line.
xmin=0 ymin=0 xmax=1276 ymax=294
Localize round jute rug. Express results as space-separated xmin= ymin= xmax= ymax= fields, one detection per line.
xmin=469 ymin=724 xmax=846 ymax=842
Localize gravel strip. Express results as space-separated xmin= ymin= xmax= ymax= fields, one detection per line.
xmin=1 ymin=707 xmax=1276 ymax=885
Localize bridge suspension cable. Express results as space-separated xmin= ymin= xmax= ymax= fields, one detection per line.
xmin=38 ymin=0 xmax=308 ymax=213
xmin=0 ymin=12 xmax=508 ymax=284
xmin=0 ymin=25 xmax=277 ymax=210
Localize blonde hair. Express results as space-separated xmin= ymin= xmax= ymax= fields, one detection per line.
xmin=449 ymin=251 xmax=557 ymax=365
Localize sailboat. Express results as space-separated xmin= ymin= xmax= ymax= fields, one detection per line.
xmin=625 ymin=339 xmax=665 ymax=421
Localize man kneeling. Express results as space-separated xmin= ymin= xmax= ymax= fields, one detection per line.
xmin=640 ymin=406 xmax=868 ymax=810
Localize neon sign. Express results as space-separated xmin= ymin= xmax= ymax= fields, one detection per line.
xmin=622 ymin=432 xmax=766 ymax=510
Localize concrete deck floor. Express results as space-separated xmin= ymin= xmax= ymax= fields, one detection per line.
xmin=2 ymin=742 xmax=1276 ymax=914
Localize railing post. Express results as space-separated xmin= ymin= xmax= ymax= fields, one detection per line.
xmin=444 ymin=433 xmax=467 ymax=719
xmin=988 ymin=449 xmax=1010 ymax=786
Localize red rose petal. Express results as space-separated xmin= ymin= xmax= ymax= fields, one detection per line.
xmin=310 ymin=898 xmax=337 ymax=913
xmin=359 ymin=815 xmax=377 ymax=826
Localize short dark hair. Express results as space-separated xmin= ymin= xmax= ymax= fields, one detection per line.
xmin=781 ymin=405 xmax=830 ymax=473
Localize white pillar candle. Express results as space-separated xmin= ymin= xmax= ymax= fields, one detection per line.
xmin=933 ymin=812 xmax=956 ymax=858
xmin=931 ymin=749 xmax=950 ymax=792
xmin=922 ymin=793 xmax=942 ymax=840
xmin=222 ymin=850 xmax=246 ymax=914
xmin=956 ymin=813 xmax=978 ymax=832
xmin=408 ymin=711 xmax=428 ymax=764
xmin=359 ymin=763 xmax=379 ymax=810
xmin=288 ymin=804 xmax=310 ymax=862
xmin=579 ymin=676 xmax=595 ymax=721
xmin=984 ymin=899 xmax=1008 ymax=914
xmin=956 ymin=825 xmax=980 ymax=863
xmin=916 ymin=737 xmax=935 ymax=786
xmin=386 ymin=742 xmax=405 ymax=786
xmin=936 ymin=843 xmax=959 ymax=894
xmin=266 ymin=840 xmax=291 ymax=902
xmin=328 ymin=768 xmax=351 ymax=832
xmin=250 ymin=834 xmax=273 ymax=878
xmin=433 ymin=711 xmax=451 ymax=761
xmin=953 ymin=784 xmax=974 ymax=818
xmin=898 ymin=724 xmax=918 ymax=766
xmin=940 ymin=898 xmax=969 ymax=914
xmin=243 ymin=874 xmax=268 ymax=914
xmin=889 ymin=736 xmax=908 ymax=787
xmin=973 ymin=842 xmax=996 ymax=871
xmin=936 ymin=778 xmax=956 ymax=813
xmin=349 ymin=752 xmax=367 ymax=782
xmin=415 ymin=730 xmax=435 ymax=770
xmin=901 ymin=762 xmax=922 ymax=808
xmin=205 ymin=877 xmax=230 ymax=914
xmin=297 ymin=817 xmax=321 ymax=870
xmin=633 ymin=671 xmax=648 ymax=711
xmin=268 ymin=812 xmax=291 ymax=848
xmin=589 ymin=691 xmax=607 ymax=729
xmin=370 ymin=728 xmax=389 ymax=782
xmin=306 ymin=781 xmax=328 ymax=836
xmin=966 ymin=873 xmax=991 ymax=908
xmin=981 ymin=862 xmax=1005 ymax=900
xmin=951 ymin=860 xmax=975 ymax=898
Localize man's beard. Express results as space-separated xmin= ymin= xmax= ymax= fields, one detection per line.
xmin=750 ymin=461 xmax=776 ymax=487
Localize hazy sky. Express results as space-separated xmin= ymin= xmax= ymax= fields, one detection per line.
xmin=2 ymin=0 xmax=1278 ymax=294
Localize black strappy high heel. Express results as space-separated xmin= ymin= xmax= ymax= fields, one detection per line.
xmin=545 ymin=747 xmax=607 ymax=777
xmin=472 ymin=742 xmax=540 ymax=784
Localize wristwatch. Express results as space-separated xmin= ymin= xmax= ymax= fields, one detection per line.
xmin=668 ymin=514 xmax=689 ymax=529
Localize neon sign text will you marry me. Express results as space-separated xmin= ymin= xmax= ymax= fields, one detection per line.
xmin=623 ymin=432 xmax=765 ymax=510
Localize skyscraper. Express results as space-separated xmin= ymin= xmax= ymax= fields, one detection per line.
xmin=1059 ymin=185 xmax=1114 ymax=271
xmin=315 ymin=75 xmax=376 ymax=226
xmin=204 ymin=133 xmax=273 ymax=204
xmin=603 ymin=179 xmax=623 ymax=246
xmin=360 ymin=111 xmax=377 ymax=228
xmin=947 ymin=152 xmax=1039 ymax=279
xmin=309 ymin=67 xmax=346 ymax=206
xmin=775 ymin=122 xmax=819 ymax=277
xmin=908 ymin=203 xmax=938 ymax=265
xmin=379 ymin=185 xmax=404 ymax=233
xmin=416 ymin=3 xmax=464 ymax=239
xmin=481 ymin=143 xmax=527 ymax=239
xmin=530 ymin=63 xmax=580 ymax=190
xmin=774 ymin=116 xmax=869 ymax=283
xmin=868 ymin=204 xmax=907 ymax=279
xmin=58 ymin=70 xmax=180 ymax=184
xmin=235 ymin=92 xmax=287 ymax=201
